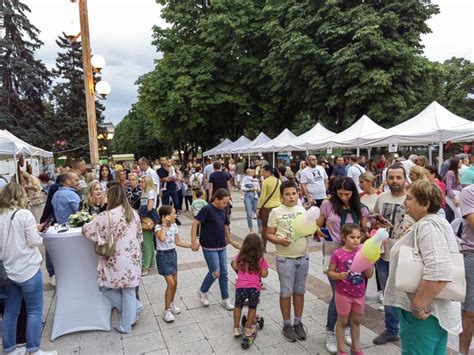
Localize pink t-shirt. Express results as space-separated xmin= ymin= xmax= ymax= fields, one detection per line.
xmin=234 ymin=254 xmax=269 ymax=291
xmin=320 ymin=200 xmax=369 ymax=244
xmin=330 ymin=247 xmax=366 ymax=298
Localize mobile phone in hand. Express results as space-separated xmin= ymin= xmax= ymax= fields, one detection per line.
xmin=321 ymin=227 xmax=332 ymax=241
xmin=39 ymin=216 xmax=54 ymax=233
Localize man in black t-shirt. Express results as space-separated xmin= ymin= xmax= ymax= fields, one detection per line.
xmin=157 ymin=156 xmax=179 ymax=209
xmin=208 ymin=161 xmax=231 ymax=200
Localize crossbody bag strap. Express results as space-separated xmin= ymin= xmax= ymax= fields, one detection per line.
xmin=261 ymin=180 xmax=279 ymax=209
xmin=1 ymin=209 xmax=20 ymax=261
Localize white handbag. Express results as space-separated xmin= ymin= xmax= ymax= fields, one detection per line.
xmin=395 ymin=218 xmax=466 ymax=303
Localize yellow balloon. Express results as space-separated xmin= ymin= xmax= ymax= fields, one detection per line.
xmin=293 ymin=214 xmax=317 ymax=240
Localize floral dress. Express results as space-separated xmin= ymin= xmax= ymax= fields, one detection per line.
xmin=82 ymin=206 xmax=143 ymax=289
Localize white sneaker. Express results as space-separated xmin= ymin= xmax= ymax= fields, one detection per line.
xmin=378 ymin=305 xmax=385 ymax=312
xmin=222 ymin=298 xmax=235 ymax=311
xmin=163 ymin=309 xmax=175 ymax=322
xmin=344 ymin=327 xmax=352 ymax=346
xmin=377 ymin=291 xmax=384 ymax=304
xmin=170 ymin=302 xmax=181 ymax=314
xmin=9 ymin=347 xmax=26 ymax=355
xmin=197 ymin=290 xmax=209 ymax=307
xmin=233 ymin=327 xmax=243 ymax=337
xmin=325 ymin=331 xmax=337 ymax=354
xmin=31 ymin=350 xmax=58 ymax=355
xmin=49 ymin=275 xmax=56 ymax=287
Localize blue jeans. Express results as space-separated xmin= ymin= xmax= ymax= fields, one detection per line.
xmin=376 ymin=259 xmax=399 ymax=335
xmin=200 ymin=248 xmax=229 ymax=300
xmin=45 ymin=251 xmax=54 ymax=277
xmin=244 ymin=192 xmax=261 ymax=230
xmin=162 ymin=189 xmax=178 ymax=209
xmin=101 ymin=287 xmax=142 ymax=334
xmin=3 ymin=269 xmax=43 ymax=353
xmin=326 ymin=276 xmax=337 ymax=331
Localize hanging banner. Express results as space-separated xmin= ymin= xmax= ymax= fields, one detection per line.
xmin=326 ymin=147 xmax=333 ymax=154
xmin=388 ymin=143 xmax=398 ymax=153
xmin=287 ymin=151 xmax=292 ymax=156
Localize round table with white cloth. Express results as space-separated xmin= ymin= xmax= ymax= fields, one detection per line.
xmin=42 ymin=227 xmax=112 ymax=340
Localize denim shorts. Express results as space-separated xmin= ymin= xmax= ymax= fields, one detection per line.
xmin=276 ymin=254 xmax=309 ymax=297
xmin=156 ymin=249 xmax=177 ymax=276
xmin=463 ymin=253 xmax=474 ymax=312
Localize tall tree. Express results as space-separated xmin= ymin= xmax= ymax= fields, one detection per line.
xmin=47 ymin=32 xmax=105 ymax=159
xmin=111 ymin=103 xmax=167 ymax=159
xmin=0 ymin=0 xmax=51 ymax=147
xmin=263 ymin=0 xmax=440 ymax=131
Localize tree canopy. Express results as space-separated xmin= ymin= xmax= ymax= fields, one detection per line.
xmin=113 ymin=0 xmax=471 ymax=155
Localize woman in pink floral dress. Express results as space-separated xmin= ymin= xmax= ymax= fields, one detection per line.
xmin=82 ymin=185 xmax=143 ymax=334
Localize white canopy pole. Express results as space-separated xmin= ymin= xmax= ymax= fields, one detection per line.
xmin=368 ymin=148 xmax=371 ymax=159
xmin=356 ymin=147 xmax=360 ymax=156
xmin=13 ymin=154 xmax=18 ymax=183
xmin=428 ymin=145 xmax=432 ymax=165
xmin=438 ymin=142 xmax=443 ymax=174
xmin=272 ymin=152 xmax=275 ymax=167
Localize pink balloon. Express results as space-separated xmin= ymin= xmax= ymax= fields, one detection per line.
xmin=350 ymin=253 xmax=374 ymax=273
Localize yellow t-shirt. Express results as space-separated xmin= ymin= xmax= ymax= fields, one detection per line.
xmin=268 ymin=204 xmax=309 ymax=258
xmin=258 ymin=176 xmax=281 ymax=208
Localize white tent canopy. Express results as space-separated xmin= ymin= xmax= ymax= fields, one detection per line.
xmin=232 ymin=132 xmax=271 ymax=154
xmin=0 ymin=136 xmax=26 ymax=156
xmin=280 ymin=122 xmax=336 ymax=151
xmin=214 ymin=135 xmax=251 ymax=155
xmin=363 ymin=101 xmax=474 ymax=146
xmin=203 ymin=138 xmax=233 ymax=156
xmin=253 ymin=129 xmax=297 ymax=152
xmin=0 ymin=130 xmax=53 ymax=158
xmin=306 ymin=115 xmax=386 ymax=150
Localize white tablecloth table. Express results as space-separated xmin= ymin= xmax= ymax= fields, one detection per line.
xmin=42 ymin=227 xmax=112 ymax=340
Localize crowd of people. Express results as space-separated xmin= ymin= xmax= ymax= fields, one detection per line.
xmin=0 ymin=150 xmax=473 ymax=355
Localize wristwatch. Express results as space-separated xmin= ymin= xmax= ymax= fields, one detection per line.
xmin=411 ymin=304 xmax=429 ymax=313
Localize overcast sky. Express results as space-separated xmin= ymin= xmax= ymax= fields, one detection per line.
xmin=23 ymin=0 xmax=473 ymax=125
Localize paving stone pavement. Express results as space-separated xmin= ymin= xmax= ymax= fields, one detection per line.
xmin=4 ymin=191 xmax=472 ymax=354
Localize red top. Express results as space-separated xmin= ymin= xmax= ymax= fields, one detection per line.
xmin=434 ymin=179 xmax=446 ymax=209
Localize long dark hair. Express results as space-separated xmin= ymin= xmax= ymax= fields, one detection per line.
xmin=448 ymin=158 xmax=460 ymax=184
xmin=262 ymin=164 xmax=280 ymax=179
xmin=329 ymin=177 xmax=362 ymax=221
xmin=99 ymin=164 xmax=113 ymax=182
xmin=236 ymin=233 xmax=264 ymax=274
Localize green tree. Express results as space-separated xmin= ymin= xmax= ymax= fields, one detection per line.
xmin=0 ymin=0 xmax=51 ymax=147
xmin=262 ymin=0 xmax=440 ymax=131
xmin=111 ymin=104 xmax=166 ymax=158
xmin=439 ymin=57 xmax=474 ymax=119
xmin=47 ymin=32 xmax=105 ymax=159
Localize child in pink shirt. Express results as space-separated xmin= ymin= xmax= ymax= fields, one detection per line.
xmin=327 ymin=224 xmax=374 ymax=355
xmin=231 ymin=233 xmax=269 ymax=338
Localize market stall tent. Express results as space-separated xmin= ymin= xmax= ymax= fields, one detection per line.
xmin=214 ymin=135 xmax=251 ymax=155
xmin=253 ymin=128 xmax=297 ymax=153
xmin=0 ymin=130 xmax=53 ymax=158
xmin=363 ymin=102 xmax=474 ymax=146
xmin=278 ymin=122 xmax=336 ymax=151
xmin=232 ymin=132 xmax=271 ymax=154
xmin=203 ymin=138 xmax=233 ymax=156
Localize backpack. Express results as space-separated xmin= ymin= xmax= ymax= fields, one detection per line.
xmin=191 ymin=173 xmax=202 ymax=191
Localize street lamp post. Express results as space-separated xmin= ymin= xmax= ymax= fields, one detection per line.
xmin=78 ymin=0 xmax=99 ymax=165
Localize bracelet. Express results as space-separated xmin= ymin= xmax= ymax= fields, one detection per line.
xmin=411 ymin=304 xmax=428 ymax=313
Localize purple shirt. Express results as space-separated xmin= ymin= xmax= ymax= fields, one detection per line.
xmin=460 ymin=185 xmax=474 ymax=253
xmin=330 ymin=247 xmax=366 ymax=298
xmin=320 ymin=200 xmax=369 ymax=244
